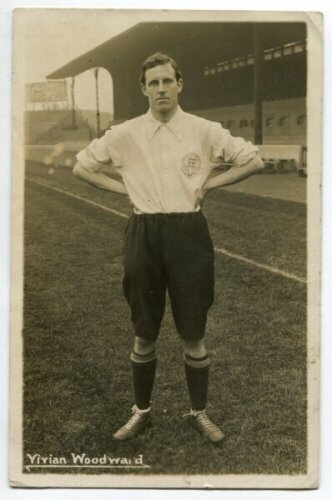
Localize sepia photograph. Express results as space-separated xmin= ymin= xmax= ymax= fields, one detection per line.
xmin=9 ymin=8 xmax=322 ymax=489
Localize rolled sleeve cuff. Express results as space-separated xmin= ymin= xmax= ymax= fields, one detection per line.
xmin=224 ymin=135 xmax=259 ymax=167
xmin=75 ymin=149 xmax=107 ymax=172
xmin=210 ymin=123 xmax=259 ymax=167
xmin=76 ymin=130 xmax=122 ymax=172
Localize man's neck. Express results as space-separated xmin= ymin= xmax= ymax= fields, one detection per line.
xmin=150 ymin=106 xmax=178 ymax=123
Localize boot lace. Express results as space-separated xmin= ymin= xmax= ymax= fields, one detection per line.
xmin=124 ymin=405 xmax=149 ymax=430
xmin=195 ymin=410 xmax=216 ymax=430
xmin=183 ymin=409 xmax=216 ymax=429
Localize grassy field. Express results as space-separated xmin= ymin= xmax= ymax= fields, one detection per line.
xmin=23 ymin=162 xmax=307 ymax=476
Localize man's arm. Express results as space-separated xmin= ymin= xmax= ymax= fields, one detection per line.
xmin=196 ymin=154 xmax=264 ymax=206
xmin=73 ymin=162 xmax=128 ymax=195
xmin=205 ymin=154 xmax=263 ymax=191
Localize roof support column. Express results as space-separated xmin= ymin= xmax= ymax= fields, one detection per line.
xmin=253 ymin=24 xmax=264 ymax=145
xmin=70 ymin=77 xmax=77 ymax=128
xmin=94 ymin=68 xmax=101 ymax=138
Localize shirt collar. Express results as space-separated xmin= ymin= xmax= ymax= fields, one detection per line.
xmin=145 ymin=106 xmax=184 ymax=141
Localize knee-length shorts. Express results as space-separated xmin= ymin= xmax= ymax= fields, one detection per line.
xmin=122 ymin=211 xmax=214 ymax=342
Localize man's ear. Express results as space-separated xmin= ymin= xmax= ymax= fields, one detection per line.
xmin=141 ymin=83 xmax=147 ymax=96
xmin=177 ymin=78 xmax=184 ymax=94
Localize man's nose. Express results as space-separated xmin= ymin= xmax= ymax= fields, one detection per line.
xmin=157 ymin=81 xmax=166 ymax=93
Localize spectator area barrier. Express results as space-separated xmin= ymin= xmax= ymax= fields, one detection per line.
xmin=257 ymin=145 xmax=306 ymax=176
xmin=25 ymin=142 xmax=306 ymax=176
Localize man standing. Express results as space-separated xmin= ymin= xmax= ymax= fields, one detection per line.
xmin=73 ymin=53 xmax=263 ymax=444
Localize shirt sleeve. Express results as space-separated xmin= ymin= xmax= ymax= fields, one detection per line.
xmin=209 ymin=122 xmax=259 ymax=166
xmin=76 ymin=128 xmax=122 ymax=172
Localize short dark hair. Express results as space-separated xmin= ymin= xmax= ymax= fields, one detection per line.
xmin=140 ymin=52 xmax=182 ymax=86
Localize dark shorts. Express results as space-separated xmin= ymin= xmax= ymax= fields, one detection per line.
xmin=122 ymin=211 xmax=214 ymax=342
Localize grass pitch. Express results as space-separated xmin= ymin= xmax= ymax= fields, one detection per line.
xmin=23 ymin=162 xmax=307 ymax=475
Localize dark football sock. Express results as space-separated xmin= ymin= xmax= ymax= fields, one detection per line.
xmin=130 ymin=350 xmax=157 ymax=410
xmin=184 ymin=353 xmax=210 ymax=411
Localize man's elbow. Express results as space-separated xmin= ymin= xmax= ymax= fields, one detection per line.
xmin=252 ymin=155 xmax=264 ymax=173
xmin=73 ymin=162 xmax=84 ymax=179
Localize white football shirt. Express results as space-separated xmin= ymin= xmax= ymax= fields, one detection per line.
xmin=76 ymin=107 xmax=258 ymax=214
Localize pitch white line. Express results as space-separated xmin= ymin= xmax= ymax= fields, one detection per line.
xmin=26 ymin=177 xmax=129 ymax=220
xmin=27 ymin=177 xmax=307 ymax=284
xmin=214 ymin=247 xmax=307 ymax=284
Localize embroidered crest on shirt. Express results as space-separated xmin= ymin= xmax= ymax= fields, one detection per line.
xmin=181 ymin=152 xmax=202 ymax=177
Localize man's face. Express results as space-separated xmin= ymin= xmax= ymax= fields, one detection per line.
xmin=141 ymin=63 xmax=183 ymax=117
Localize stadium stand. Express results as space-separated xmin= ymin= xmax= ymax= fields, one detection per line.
xmin=25 ymin=109 xmax=112 ymax=145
